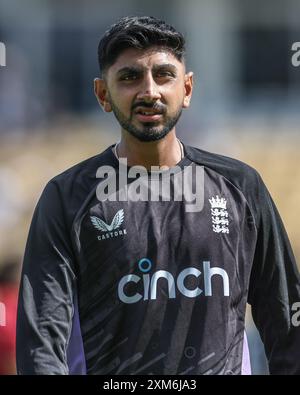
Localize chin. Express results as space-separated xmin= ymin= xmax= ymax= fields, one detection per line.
xmin=134 ymin=129 xmax=171 ymax=142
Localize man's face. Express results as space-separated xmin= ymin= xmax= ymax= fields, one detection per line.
xmin=95 ymin=47 xmax=193 ymax=142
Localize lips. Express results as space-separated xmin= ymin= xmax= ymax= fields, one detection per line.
xmin=135 ymin=113 xmax=163 ymax=122
xmin=134 ymin=107 xmax=164 ymax=122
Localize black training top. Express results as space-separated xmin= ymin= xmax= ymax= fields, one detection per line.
xmin=16 ymin=143 xmax=300 ymax=375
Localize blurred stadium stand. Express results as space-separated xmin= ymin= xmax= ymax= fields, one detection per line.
xmin=0 ymin=0 xmax=299 ymax=375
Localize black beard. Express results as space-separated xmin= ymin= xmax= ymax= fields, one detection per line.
xmin=108 ymin=98 xmax=183 ymax=142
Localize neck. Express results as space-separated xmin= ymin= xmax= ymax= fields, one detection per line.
xmin=115 ymin=130 xmax=183 ymax=170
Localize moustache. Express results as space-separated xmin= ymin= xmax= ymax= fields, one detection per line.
xmin=132 ymin=101 xmax=167 ymax=113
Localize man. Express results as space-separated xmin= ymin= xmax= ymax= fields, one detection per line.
xmin=17 ymin=16 xmax=300 ymax=375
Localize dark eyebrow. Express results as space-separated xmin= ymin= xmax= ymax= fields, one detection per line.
xmin=116 ymin=66 xmax=143 ymax=76
xmin=152 ymin=64 xmax=178 ymax=73
xmin=116 ymin=64 xmax=178 ymax=76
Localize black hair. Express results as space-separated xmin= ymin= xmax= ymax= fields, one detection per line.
xmin=98 ymin=16 xmax=185 ymax=77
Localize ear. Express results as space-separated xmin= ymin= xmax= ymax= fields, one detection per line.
xmin=94 ymin=78 xmax=112 ymax=112
xmin=182 ymin=72 xmax=193 ymax=109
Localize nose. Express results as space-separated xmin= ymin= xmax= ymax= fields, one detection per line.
xmin=136 ymin=72 xmax=161 ymax=102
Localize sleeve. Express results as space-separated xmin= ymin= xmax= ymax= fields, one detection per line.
xmin=16 ymin=180 xmax=77 ymax=375
xmin=247 ymin=173 xmax=300 ymax=375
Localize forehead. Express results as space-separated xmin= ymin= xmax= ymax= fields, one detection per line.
xmin=107 ymin=47 xmax=185 ymax=75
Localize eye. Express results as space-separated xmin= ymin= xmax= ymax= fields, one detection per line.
xmin=120 ymin=74 xmax=138 ymax=81
xmin=155 ymin=71 xmax=175 ymax=79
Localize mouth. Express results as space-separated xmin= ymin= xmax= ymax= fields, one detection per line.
xmin=134 ymin=107 xmax=164 ymax=123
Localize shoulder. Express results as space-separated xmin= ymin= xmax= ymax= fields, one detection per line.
xmin=37 ymin=145 xmax=115 ymax=220
xmin=184 ymin=144 xmax=271 ymax=224
xmin=184 ymin=144 xmax=263 ymax=193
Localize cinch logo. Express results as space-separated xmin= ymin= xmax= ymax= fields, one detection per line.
xmin=118 ymin=259 xmax=230 ymax=304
